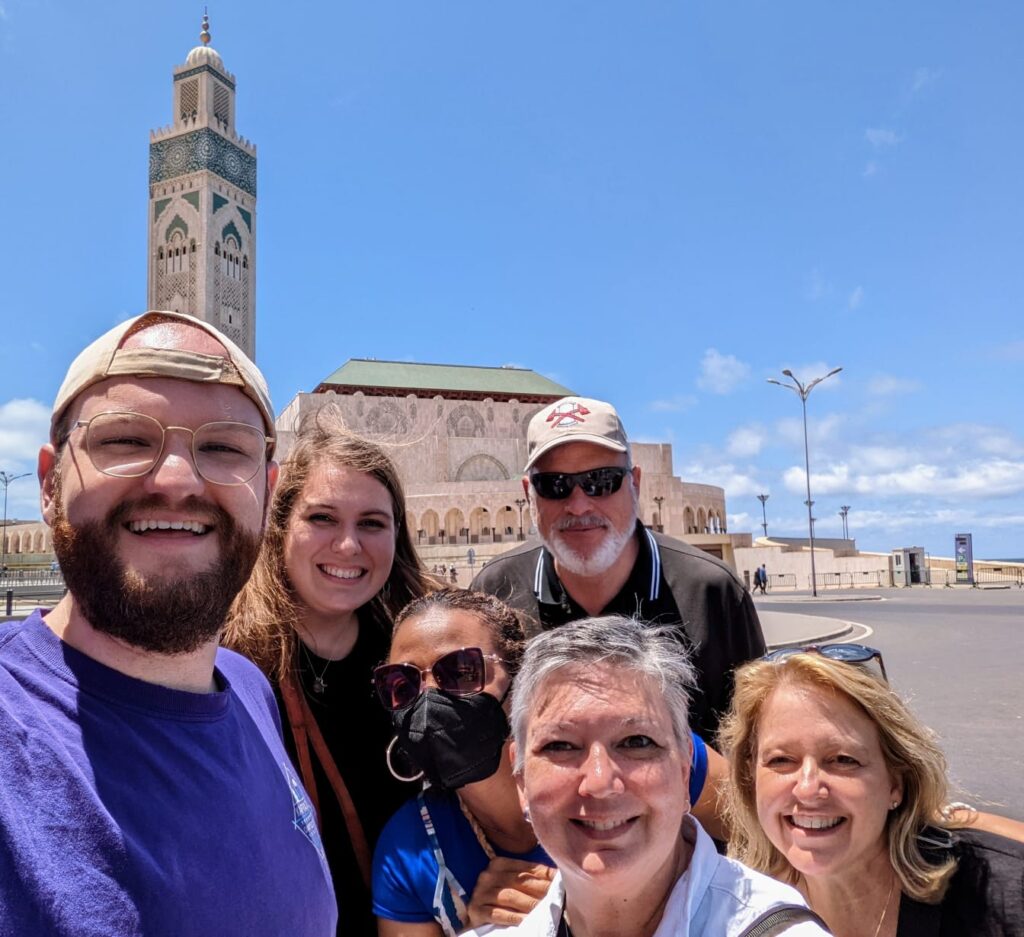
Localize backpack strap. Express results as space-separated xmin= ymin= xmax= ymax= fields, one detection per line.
xmin=738 ymin=904 xmax=832 ymax=937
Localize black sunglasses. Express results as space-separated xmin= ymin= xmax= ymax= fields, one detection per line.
xmin=530 ymin=466 xmax=628 ymax=501
xmin=762 ymin=643 xmax=888 ymax=682
xmin=373 ymin=647 xmax=503 ymax=712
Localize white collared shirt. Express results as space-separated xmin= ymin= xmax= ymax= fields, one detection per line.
xmin=464 ymin=817 xmax=829 ymax=937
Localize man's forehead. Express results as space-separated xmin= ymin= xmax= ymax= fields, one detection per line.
xmin=72 ymin=375 xmax=263 ymax=425
xmin=531 ymin=441 xmax=629 ymax=473
xmin=121 ymin=320 xmax=228 ymax=357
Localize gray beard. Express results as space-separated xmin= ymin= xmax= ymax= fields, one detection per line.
xmin=544 ymin=519 xmax=635 ymax=577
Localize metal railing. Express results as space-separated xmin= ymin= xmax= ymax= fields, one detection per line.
xmin=416 ymin=531 xmax=527 ymax=546
xmin=812 ymin=570 xmax=890 ymax=589
xmin=0 ymin=571 xmax=64 ymax=588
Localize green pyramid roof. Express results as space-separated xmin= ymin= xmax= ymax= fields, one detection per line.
xmin=315 ymin=359 xmax=573 ymax=402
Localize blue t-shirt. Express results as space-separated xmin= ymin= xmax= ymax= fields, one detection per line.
xmin=372 ymin=733 xmax=707 ymax=930
xmin=0 ymin=610 xmax=338 ymax=937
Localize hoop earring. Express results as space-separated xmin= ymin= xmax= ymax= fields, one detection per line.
xmin=386 ymin=736 xmax=424 ymax=783
xmin=382 ymin=581 xmax=392 ymax=601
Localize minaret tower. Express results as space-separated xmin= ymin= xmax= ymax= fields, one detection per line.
xmin=148 ymin=14 xmax=257 ymax=358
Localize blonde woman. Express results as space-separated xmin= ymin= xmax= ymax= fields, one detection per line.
xmin=719 ymin=646 xmax=1024 ymax=937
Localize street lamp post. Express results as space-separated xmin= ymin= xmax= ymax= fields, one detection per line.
xmin=514 ymin=498 xmax=526 ymax=540
xmin=839 ymin=505 xmax=851 ymax=540
xmin=653 ymin=495 xmax=665 ymax=532
xmin=0 ymin=471 xmax=32 ymax=579
xmin=767 ymin=367 xmax=842 ymax=598
xmin=756 ymin=493 xmax=770 ymax=538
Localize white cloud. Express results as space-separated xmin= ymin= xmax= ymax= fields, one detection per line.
xmin=0 ymin=398 xmax=49 ymax=471
xmin=774 ymin=412 xmax=844 ymax=449
xmin=0 ymin=398 xmax=46 ymax=522
xmin=862 ymin=161 xmax=880 ymax=179
xmin=848 ymin=445 xmax=915 ymax=472
xmin=650 ymin=394 xmax=697 ymax=413
xmin=848 ymin=286 xmax=864 ymax=309
xmin=926 ymin=423 xmax=1024 ymax=459
xmin=783 ymin=458 xmax=1024 ymax=499
xmin=729 ymin=511 xmax=752 ymax=529
xmin=865 ymin=127 xmax=903 ymax=149
xmin=696 ymin=349 xmax=750 ymax=395
xmin=867 ymin=374 xmax=922 ymax=396
xmin=727 ymin=424 xmax=766 ymax=458
xmin=681 ymin=460 xmax=764 ymax=498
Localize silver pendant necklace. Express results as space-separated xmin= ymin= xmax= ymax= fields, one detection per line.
xmin=301 ymin=642 xmax=333 ymax=695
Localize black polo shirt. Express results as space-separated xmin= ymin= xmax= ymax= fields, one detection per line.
xmin=471 ymin=523 xmax=765 ymax=740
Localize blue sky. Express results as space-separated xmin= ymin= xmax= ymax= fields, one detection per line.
xmin=1 ymin=2 xmax=1022 ymax=558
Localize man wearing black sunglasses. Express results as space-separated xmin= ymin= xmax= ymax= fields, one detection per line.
xmin=471 ymin=395 xmax=764 ymax=740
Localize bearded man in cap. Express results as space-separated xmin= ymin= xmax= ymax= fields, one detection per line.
xmin=0 ymin=312 xmax=336 ymax=936
xmin=471 ymin=396 xmax=764 ymax=739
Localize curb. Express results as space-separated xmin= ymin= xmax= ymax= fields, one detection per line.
xmin=766 ymin=622 xmax=855 ymax=650
xmin=755 ymin=594 xmax=884 ymax=603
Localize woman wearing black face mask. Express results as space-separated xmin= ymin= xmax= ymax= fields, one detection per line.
xmin=371 ymin=589 xmax=552 ymax=937
xmin=371 ymin=590 xmax=721 ymax=937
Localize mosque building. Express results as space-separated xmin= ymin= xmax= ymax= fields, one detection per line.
xmin=2 ymin=17 xmax=742 ymax=575
xmin=275 ymin=361 xmax=741 ymax=571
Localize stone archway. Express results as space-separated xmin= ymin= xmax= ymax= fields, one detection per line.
xmin=683 ymin=506 xmax=695 ymax=534
xmin=469 ymin=506 xmax=491 ymax=539
xmin=444 ymin=508 xmax=465 ymax=540
xmin=455 ymin=454 xmax=509 ymax=482
xmin=495 ymin=505 xmax=516 ymax=536
xmin=420 ymin=510 xmax=440 ymax=538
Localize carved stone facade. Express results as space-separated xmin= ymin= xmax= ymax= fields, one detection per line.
xmin=1 ymin=522 xmax=54 ymax=565
xmin=277 ymin=363 xmax=737 ymax=565
xmin=147 ymin=17 xmax=257 ymax=359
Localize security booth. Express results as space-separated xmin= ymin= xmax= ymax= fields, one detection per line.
xmin=892 ymin=546 xmax=926 ymax=586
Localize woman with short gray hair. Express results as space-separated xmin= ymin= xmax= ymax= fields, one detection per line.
xmin=467 ymin=615 xmax=829 ymax=937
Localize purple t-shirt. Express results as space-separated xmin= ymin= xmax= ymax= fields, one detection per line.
xmin=0 ymin=610 xmax=337 ymax=937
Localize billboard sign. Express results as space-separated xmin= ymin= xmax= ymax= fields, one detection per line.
xmin=954 ymin=533 xmax=974 ymax=585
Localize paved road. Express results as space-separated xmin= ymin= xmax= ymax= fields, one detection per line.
xmin=754 ymin=587 xmax=1024 ymax=820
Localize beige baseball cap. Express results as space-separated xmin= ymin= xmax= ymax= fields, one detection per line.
xmin=51 ymin=310 xmax=276 ymax=453
xmin=524 ymin=396 xmax=629 ymax=471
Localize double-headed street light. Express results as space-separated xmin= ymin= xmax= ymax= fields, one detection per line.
xmin=0 ymin=471 xmax=32 ymax=578
xmin=767 ymin=367 xmax=842 ymax=597
xmin=839 ymin=504 xmax=851 ymax=539
xmin=756 ymin=493 xmax=770 ymax=538
xmin=512 ymin=497 xmax=528 ymax=540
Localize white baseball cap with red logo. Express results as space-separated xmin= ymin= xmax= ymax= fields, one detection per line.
xmin=524 ymin=396 xmax=630 ymax=471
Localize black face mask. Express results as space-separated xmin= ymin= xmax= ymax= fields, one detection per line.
xmin=390 ymin=689 xmax=510 ymax=791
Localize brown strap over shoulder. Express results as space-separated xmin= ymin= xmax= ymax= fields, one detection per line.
xmin=280 ymin=676 xmax=372 ymax=889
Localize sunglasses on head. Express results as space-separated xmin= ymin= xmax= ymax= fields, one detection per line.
xmin=762 ymin=643 xmax=888 ymax=682
xmin=530 ymin=466 xmax=628 ymax=501
xmin=373 ymin=647 xmax=504 ymax=712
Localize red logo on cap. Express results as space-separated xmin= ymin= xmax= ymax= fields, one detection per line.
xmin=547 ymin=402 xmax=590 ymax=429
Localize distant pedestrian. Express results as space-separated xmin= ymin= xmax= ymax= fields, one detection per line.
xmin=449 ymin=563 xmax=458 ymax=584
xmin=757 ymin=564 xmax=768 ymax=594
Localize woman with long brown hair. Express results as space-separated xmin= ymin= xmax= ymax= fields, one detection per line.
xmin=224 ymin=407 xmax=434 ymax=935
